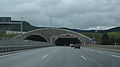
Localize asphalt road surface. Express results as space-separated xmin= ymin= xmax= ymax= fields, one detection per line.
xmin=0 ymin=46 xmax=120 ymax=67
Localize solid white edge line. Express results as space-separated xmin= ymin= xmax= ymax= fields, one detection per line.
xmin=111 ymin=55 xmax=120 ymax=58
xmin=81 ymin=56 xmax=87 ymax=60
xmin=42 ymin=55 xmax=48 ymax=59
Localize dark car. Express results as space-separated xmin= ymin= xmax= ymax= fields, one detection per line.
xmin=75 ymin=43 xmax=81 ymax=49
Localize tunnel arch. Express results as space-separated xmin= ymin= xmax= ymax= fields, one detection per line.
xmin=24 ymin=34 xmax=49 ymax=42
xmin=13 ymin=28 xmax=92 ymax=45
xmin=53 ymin=34 xmax=82 ymax=46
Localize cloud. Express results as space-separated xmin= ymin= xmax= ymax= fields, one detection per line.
xmin=0 ymin=0 xmax=120 ymax=29
xmin=86 ymin=26 xmax=117 ymax=30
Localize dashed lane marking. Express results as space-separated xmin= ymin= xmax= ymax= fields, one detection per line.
xmin=111 ymin=55 xmax=120 ymax=58
xmin=81 ymin=56 xmax=87 ymax=60
xmin=42 ymin=55 xmax=48 ymax=59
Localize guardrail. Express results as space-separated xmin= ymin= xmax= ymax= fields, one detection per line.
xmin=0 ymin=39 xmax=53 ymax=53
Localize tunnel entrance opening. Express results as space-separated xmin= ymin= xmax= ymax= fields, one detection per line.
xmin=24 ymin=35 xmax=47 ymax=42
xmin=54 ymin=38 xmax=81 ymax=46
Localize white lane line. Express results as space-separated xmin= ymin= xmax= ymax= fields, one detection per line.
xmin=98 ymin=52 xmax=105 ymax=54
xmin=111 ymin=55 xmax=120 ymax=58
xmin=42 ymin=55 xmax=48 ymax=59
xmin=81 ymin=56 xmax=87 ymax=60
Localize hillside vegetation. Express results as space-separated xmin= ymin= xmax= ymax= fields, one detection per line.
xmin=108 ymin=32 xmax=120 ymax=39
xmin=0 ymin=31 xmax=18 ymax=38
xmin=81 ymin=32 xmax=120 ymax=45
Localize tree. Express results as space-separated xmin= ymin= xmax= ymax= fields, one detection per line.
xmin=101 ymin=33 xmax=110 ymax=45
xmin=109 ymin=36 xmax=116 ymax=45
xmin=116 ymin=39 xmax=120 ymax=45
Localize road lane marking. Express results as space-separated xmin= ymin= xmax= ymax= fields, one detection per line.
xmin=81 ymin=56 xmax=87 ymax=60
xmin=111 ymin=55 xmax=120 ymax=58
xmin=42 ymin=55 xmax=48 ymax=59
xmin=98 ymin=52 xmax=105 ymax=54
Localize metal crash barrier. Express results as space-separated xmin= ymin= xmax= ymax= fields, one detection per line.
xmin=0 ymin=40 xmax=53 ymax=53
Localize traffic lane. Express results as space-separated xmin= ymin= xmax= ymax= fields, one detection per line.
xmin=43 ymin=47 xmax=120 ymax=67
xmin=0 ymin=47 xmax=89 ymax=67
xmin=0 ymin=46 xmax=58 ymax=59
xmin=82 ymin=47 xmax=120 ymax=59
xmin=82 ymin=47 xmax=120 ymax=56
xmin=0 ymin=46 xmax=120 ymax=67
xmin=43 ymin=47 xmax=88 ymax=67
xmin=0 ymin=46 xmax=61 ymax=67
xmin=77 ymin=47 xmax=120 ymax=67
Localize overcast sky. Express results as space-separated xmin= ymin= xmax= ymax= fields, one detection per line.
xmin=0 ymin=0 xmax=120 ymax=30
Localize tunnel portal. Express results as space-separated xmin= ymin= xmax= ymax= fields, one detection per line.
xmin=14 ymin=28 xmax=92 ymax=45
xmin=24 ymin=35 xmax=48 ymax=42
xmin=54 ymin=34 xmax=81 ymax=46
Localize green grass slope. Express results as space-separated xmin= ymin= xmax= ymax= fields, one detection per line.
xmin=81 ymin=32 xmax=120 ymax=45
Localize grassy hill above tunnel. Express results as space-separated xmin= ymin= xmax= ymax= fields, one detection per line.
xmin=81 ymin=32 xmax=120 ymax=45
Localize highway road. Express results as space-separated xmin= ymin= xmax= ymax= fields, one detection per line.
xmin=0 ymin=46 xmax=120 ymax=67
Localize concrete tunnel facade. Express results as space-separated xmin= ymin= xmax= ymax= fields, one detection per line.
xmin=13 ymin=28 xmax=92 ymax=45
